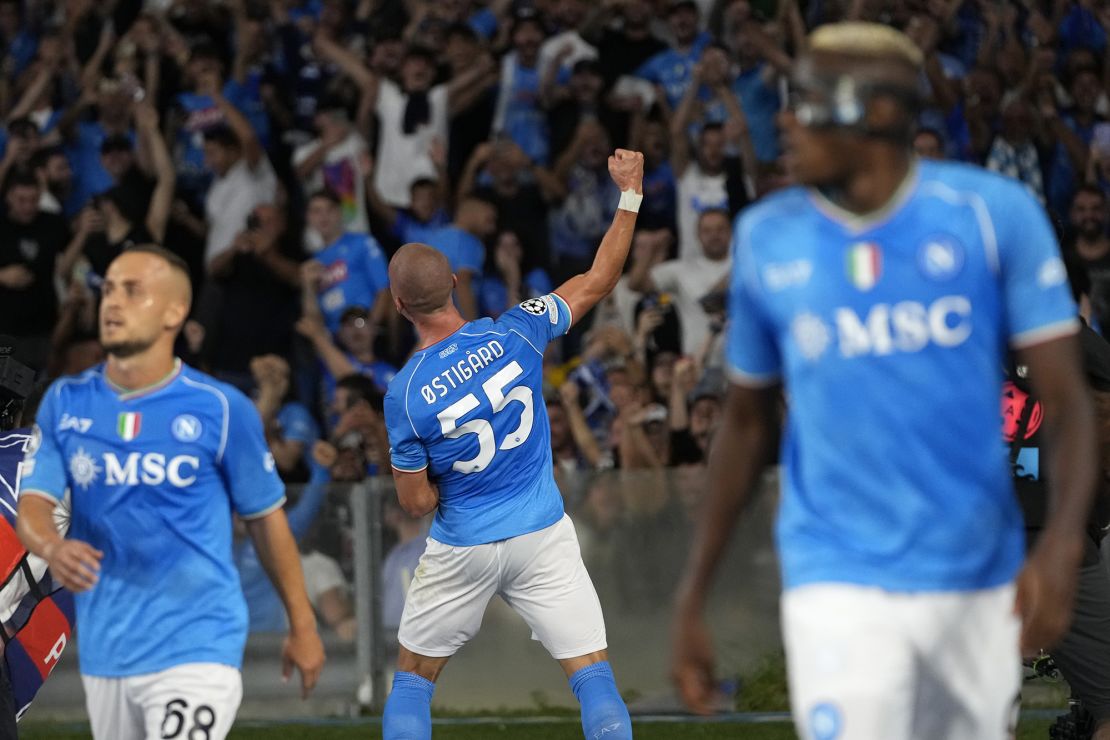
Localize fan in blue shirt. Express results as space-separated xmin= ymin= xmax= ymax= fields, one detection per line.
xmin=424 ymin=198 xmax=496 ymax=320
xmin=305 ymin=190 xmax=390 ymax=333
xmin=368 ymin=177 xmax=451 ymax=249
xmin=16 ymin=246 xmax=325 ymax=739
xmin=633 ymin=2 xmax=710 ymax=110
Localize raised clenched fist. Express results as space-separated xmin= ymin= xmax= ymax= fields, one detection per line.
xmin=608 ymin=148 xmax=644 ymax=194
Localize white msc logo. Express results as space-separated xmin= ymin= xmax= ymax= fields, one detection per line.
xmin=794 ymin=295 xmax=972 ymax=360
xmin=69 ymin=450 xmax=200 ymax=488
xmin=171 ymin=414 xmax=202 ymax=443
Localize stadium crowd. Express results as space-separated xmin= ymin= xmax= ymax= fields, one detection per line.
xmin=1 ymin=0 xmax=1109 ymax=635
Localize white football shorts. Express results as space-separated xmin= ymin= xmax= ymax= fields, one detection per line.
xmin=83 ymin=662 xmax=242 ymax=740
xmin=398 ymin=513 xmax=607 ymax=660
xmin=783 ymin=582 xmax=1021 ymax=740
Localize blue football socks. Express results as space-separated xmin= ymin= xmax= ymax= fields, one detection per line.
xmin=569 ymin=661 xmax=633 ymax=739
xmin=382 ymin=671 xmax=436 ymax=739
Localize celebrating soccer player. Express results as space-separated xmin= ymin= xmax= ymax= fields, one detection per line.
xmin=380 ymin=149 xmax=644 ymax=740
xmin=15 ymin=246 xmax=325 ymax=740
xmin=671 ymin=22 xmax=1097 ymax=739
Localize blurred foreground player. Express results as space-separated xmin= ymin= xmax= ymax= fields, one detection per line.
xmin=381 ymin=149 xmax=645 ymax=740
xmin=672 ymin=23 xmax=1097 ymax=739
xmin=0 ymin=377 xmax=74 ymax=737
xmin=16 ymin=246 xmax=325 ymax=740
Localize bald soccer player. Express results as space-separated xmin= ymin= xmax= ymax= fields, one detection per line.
xmin=16 ymin=246 xmax=325 ymax=740
xmin=671 ymin=23 xmax=1096 ymax=739
xmin=381 ymin=149 xmax=644 ymax=740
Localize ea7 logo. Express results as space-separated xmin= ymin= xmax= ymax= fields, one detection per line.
xmin=58 ymin=414 xmax=93 ymax=433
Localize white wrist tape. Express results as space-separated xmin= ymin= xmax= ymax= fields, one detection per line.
xmin=618 ymin=188 xmax=643 ymax=213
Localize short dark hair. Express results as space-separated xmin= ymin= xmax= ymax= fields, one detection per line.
xmin=511 ymin=11 xmax=545 ymax=37
xmin=189 ymin=42 xmax=224 ymax=67
xmin=915 ymin=126 xmax=945 ymax=146
xmin=100 ymin=134 xmax=133 ymax=155
xmin=7 ymin=117 xmax=36 ymax=139
xmin=308 ymin=188 xmax=341 ymax=207
xmin=699 ymin=122 xmax=725 ymax=138
xmin=668 ymin=0 xmax=699 ymax=15
xmin=370 ymin=29 xmax=403 ymax=45
xmin=444 ymin=22 xmax=478 ymax=45
xmin=340 ymin=305 xmax=370 ymax=324
xmin=404 ymin=46 xmax=437 ymax=66
xmin=203 ymin=125 xmax=240 ymax=150
xmin=410 ymin=177 xmax=438 ymax=193
xmin=1074 ymin=184 xmax=1106 ymax=204
xmin=1067 ymin=63 xmax=1101 ymax=90
xmin=103 ymin=185 xmax=145 ymax=224
xmin=572 ymin=58 xmax=602 ymax=77
xmin=336 ymin=374 xmax=384 ymax=412
xmin=697 ymin=207 xmax=730 ymax=224
xmin=29 ymin=145 xmax=66 ymax=171
xmin=5 ymin=170 xmax=38 ymax=192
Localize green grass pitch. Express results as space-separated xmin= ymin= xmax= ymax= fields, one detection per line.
xmin=17 ymin=718 xmax=1057 ymax=738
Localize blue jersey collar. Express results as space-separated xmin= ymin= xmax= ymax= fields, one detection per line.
xmin=104 ymin=358 xmax=184 ymax=401
xmin=807 ymin=159 xmax=921 ymax=235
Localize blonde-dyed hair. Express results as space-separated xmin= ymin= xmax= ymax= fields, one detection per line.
xmin=808 ymin=22 xmax=924 ymax=71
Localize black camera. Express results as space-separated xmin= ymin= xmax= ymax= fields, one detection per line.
xmin=0 ymin=337 xmax=34 ymax=431
xmin=0 ymin=338 xmax=33 ymax=403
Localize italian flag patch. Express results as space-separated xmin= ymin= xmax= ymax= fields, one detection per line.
xmin=846 ymin=242 xmax=882 ymax=291
xmin=117 ymin=412 xmax=141 ymax=441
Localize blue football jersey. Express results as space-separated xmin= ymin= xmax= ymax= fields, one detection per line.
xmin=385 ymin=294 xmax=572 ymax=546
xmin=425 ymin=226 xmax=486 ymax=277
xmin=20 ymin=361 xmax=286 ymax=677
xmin=316 ymin=232 xmax=390 ymax=333
xmin=727 ymin=160 xmax=1077 ymax=593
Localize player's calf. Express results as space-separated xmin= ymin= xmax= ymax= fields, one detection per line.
xmin=383 ymin=671 xmax=436 ymax=740
xmin=568 ymin=661 xmax=632 ymax=740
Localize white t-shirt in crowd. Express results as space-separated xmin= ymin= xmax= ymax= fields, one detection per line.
xmin=373 ymin=79 xmax=448 ymax=208
xmin=538 ymin=30 xmax=598 ymax=83
xmin=204 ymin=155 xmax=278 ymax=264
xmin=676 ymin=165 xmax=728 ymax=261
xmin=651 ymin=253 xmax=731 ymax=356
xmin=301 ymin=550 xmax=349 ymax=610
xmin=293 ymin=131 xmax=370 ymax=234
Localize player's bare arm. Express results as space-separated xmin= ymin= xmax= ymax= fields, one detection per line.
xmin=17 ymin=494 xmax=102 ymax=593
xmin=671 ymin=383 xmax=779 ymax=715
xmin=554 ymin=149 xmax=644 ymax=326
xmin=244 ymin=509 xmax=326 ymax=698
xmin=393 ymin=468 xmax=440 ymax=518
xmin=1015 ymin=333 xmax=1098 ymax=654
